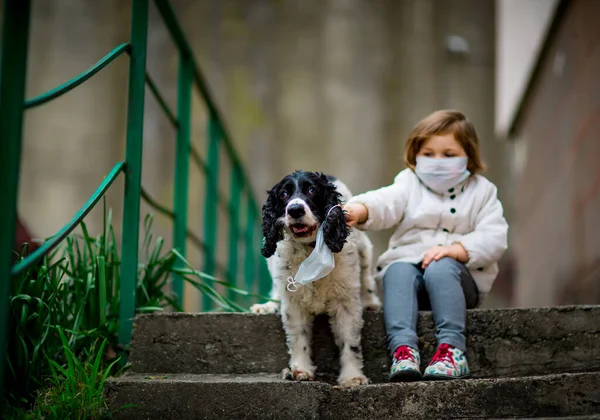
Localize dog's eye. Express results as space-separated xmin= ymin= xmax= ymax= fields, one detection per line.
xmin=279 ymin=191 xmax=289 ymax=200
xmin=307 ymin=187 xmax=317 ymax=195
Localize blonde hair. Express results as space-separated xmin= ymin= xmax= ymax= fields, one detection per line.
xmin=404 ymin=109 xmax=486 ymax=174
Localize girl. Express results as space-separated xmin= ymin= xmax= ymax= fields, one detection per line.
xmin=344 ymin=110 xmax=508 ymax=381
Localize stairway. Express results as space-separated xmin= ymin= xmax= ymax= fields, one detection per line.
xmin=105 ymin=306 xmax=600 ymax=419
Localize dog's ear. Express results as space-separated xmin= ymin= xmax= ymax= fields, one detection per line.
xmin=321 ymin=174 xmax=350 ymax=253
xmin=261 ymin=186 xmax=283 ymax=258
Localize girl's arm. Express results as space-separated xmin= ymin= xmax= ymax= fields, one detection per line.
xmin=345 ymin=176 xmax=410 ymax=231
xmin=456 ymin=183 xmax=508 ymax=269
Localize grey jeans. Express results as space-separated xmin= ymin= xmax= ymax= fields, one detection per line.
xmin=382 ymin=257 xmax=478 ymax=354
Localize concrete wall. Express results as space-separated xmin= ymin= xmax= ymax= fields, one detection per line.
xmin=495 ymin=0 xmax=559 ymax=136
xmin=12 ymin=0 xmax=504 ymax=309
xmin=176 ymin=0 xmax=501 ymax=281
xmin=508 ymin=0 xmax=600 ymax=306
xmin=19 ymin=1 xmax=130 ymax=239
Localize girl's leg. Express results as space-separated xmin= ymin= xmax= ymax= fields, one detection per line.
xmin=383 ymin=262 xmax=424 ymax=353
xmin=422 ymin=257 xmax=477 ymax=380
xmin=422 ymin=257 xmax=477 ymax=351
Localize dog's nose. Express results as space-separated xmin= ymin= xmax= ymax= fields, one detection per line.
xmin=287 ymin=204 xmax=305 ymax=219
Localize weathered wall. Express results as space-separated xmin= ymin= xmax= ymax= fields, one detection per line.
xmin=174 ymin=0 xmax=504 ymax=307
xmin=495 ymin=0 xmax=560 ymax=136
xmin=19 ymin=0 xmax=130 ymax=238
xmin=509 ymin=0 xmax=600 ymax=306
xmin=13 ymin=0 xmax=505 ymax=309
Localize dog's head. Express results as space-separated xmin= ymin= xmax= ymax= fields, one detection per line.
xmin=261 ymin=171 xmax=350 ymax=258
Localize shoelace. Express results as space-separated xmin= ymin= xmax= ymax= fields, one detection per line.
xmin=430 ymin=343 xmax=455 ymax=367
xmin=393 ymin=345 xmax=416 ymax=362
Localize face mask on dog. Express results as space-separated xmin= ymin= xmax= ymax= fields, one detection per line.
xmin=286 ymin=205 xmax=339 ymax=292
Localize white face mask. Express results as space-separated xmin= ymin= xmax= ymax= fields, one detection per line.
xmin=415 ymin=156 xmax=470 ymax=193
xmin=286 ymin=206 xmax=339 ymax=292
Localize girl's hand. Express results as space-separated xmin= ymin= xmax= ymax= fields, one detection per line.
xmin=342 ymin=203 xmax=368 ymax=228
xmin=422 ymin=243 xmax=469 ymax=269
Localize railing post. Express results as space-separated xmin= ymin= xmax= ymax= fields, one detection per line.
xmin=258 ymin=252 xmax=272 ymax=297
xmin=172 ymin=55 xmax=192 ymax=306
xmin=244 ymin=201 xmax=257 ymax=295
xmin=203 ymin=114 xmax=221 ymax=310
xmin=119 ymin=0 xmax=149 ymax=349
xmin=227 ymin=167 xmax=242 ymax=302
xmin=0 ymin=0 xmax=31 ymax=402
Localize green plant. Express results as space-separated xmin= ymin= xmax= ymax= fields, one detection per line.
xmin=6 ymin=243 xmax=66 ymax=408
xmin=32 ymin=327 xmax=123 ymax=420
xmin=170 ymin=248 xmax=275 ymax=312
xmin=4 ymin=204 xmax=271 ymax=413
xmin=4 ymin=208 xmax=183 ymax=407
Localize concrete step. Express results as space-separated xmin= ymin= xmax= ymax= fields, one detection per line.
xmin=105 ymin=371 xmax=600 ymax=420
xmin=488 ymin=417 xmax=600 ymax=420
xmin=128 ymin=305 xmax=600 ymax=383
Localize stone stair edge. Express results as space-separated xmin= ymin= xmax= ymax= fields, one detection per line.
xmin=105 ymin=371 xmax=600 ymax=420
xmin=134 ymin=304 xmax=600 ymax=320
xmin=127 ymin=303 xmax=600 ymax=381
xmin=107 ymin=370 xmax=599 ymax=387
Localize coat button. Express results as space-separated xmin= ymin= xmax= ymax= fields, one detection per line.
xmin=377 ymin=266 xmax=382 ymax=272
xmin=448 ymin=188 xmax=455 ymax=193
xmin=443 ymin=228 xmax=449 ymax=232
xmin=450 ymin=194 xmax=456 ymax=200
xmin=450 ymin=208 xmax=456 ymax=214
xmin=477 ymin=267 xmax=484 ymax=271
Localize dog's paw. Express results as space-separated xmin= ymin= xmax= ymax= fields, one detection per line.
xmin=363 ymin=303 xmax=382 ymax=312
xmin=362 ymin=295 xmax=382 ymax=312
xmin=337 ymin=375 xmax=369 ymax=388
xmin=282 ymin=367 xmax=315 ymax=381
xmin=250 ymin=301 xmax=280 ymax=314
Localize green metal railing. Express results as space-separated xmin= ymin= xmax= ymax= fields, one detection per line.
xmin=0 ymin=0 xmax=271 ymax=397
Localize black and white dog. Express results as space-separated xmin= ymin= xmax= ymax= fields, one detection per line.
xmin=251 ymin=171 xmax=381 ymax=387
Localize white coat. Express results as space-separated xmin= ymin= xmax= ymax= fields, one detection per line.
xmin=347 ymin=169 xmax=509 ymax=304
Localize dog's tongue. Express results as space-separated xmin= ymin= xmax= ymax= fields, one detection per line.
xmin=293 ymin=225 xmax=309 ymax=233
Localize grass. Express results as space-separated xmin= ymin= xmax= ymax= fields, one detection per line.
xmin=32 ymin=328 xmax=124 ymax=420
xmin=3 ymin=203 xmax=271 ymax=418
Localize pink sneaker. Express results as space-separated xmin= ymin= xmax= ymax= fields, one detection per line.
xmin=390 ymin=345 xmax=422 ymax=382
xmin=423 ymin=343 xmax=470 ymax=380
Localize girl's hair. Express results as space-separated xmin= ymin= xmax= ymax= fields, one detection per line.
xmin=404 ymin=109 xmax=486 ymax=174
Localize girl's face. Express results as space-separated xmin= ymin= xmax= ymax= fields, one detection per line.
xmin=417 ymin=133 xmax=467 ymax=159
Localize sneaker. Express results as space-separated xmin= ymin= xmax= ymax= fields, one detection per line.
xmin=423 ymin=343 xmax=470 ymax=380
xmin=390 ymin=345 xmax=422 ymax=382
